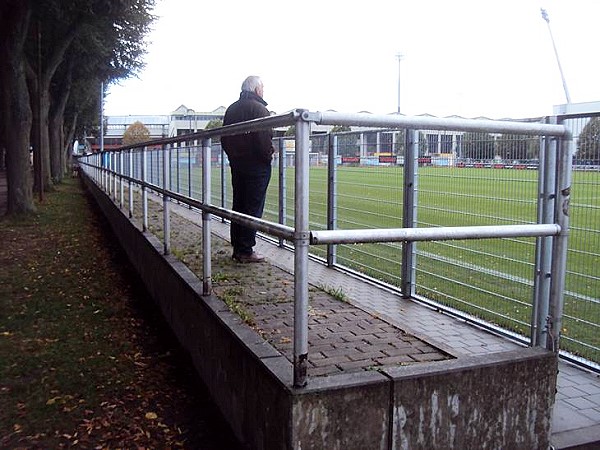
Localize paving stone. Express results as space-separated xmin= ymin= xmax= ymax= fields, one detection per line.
xmin=411 ymin=352 xmax=449 ymax=362
xmin=560 ymin=386 xmax=589 ymax=399
xmin=375 ymin=355 xmax=416 ymax=365
xmin=580 ymin=408 xmax=600 ymax=423
xmin=310 ymin=355 xmax=352 ymax=368
xmin=577 ymin=383 xmax=600 ymax=396
xmin=564 ymin=396 xmax=599 ymax=410
xmin=309 ymin=365 xmax=343 ymax=377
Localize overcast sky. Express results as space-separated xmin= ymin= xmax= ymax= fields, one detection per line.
xmin=103 ymin=0 xmax=600 ymax=120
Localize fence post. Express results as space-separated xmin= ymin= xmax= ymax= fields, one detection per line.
xmin=532 ymin=119 xmax=557 ymax=347
xmin=547 ymin=124 xmax=572 ymax=352
xmin=163 ymin=144 xmax=171 ymax=255
xmin=278 ymin=137 xmax=287 ymax=248
xmin=142 ymin=146 xmax=148 ymax=232
xmin=327 ymin=133 xmax=338 ymax=267
xmin=294 ymin=112 xmax=311 ymax=388
xmin=202 ymin=138 xmax=212 ymax=295
xmin=401 ymin=128 xmax=418 ymax=298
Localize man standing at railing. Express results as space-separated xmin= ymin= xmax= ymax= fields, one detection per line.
xmin=222 ymin=76 xmax=275 ymax=263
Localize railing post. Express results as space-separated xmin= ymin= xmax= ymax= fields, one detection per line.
xmin=149 ymin=149 xmax=153 ymax=186
xmin=188 ymin=142 xmax=193 ymax=206
xmin=278 ymin=137 xmax=287 ymax=247
xmin=220 ymin=146 xmax=227 ymax=222
xmin=104 ymin=152 xmax=109 ymax=193
xmin=294 ymin=112 xmax=311 ymax=388
xmin=142 ymin=146 xmax=148 ymax=232
xmin=128 ymin=149 xmax=134 ymax=218
xmin=175 ymin=145 xmax=180 ymax=194
xmin=202 ymin=138 xmax=212 ymax=295
xmin=106 ymin=152 xmax=110 ymax=193
xmin=113 ymin=152 xmax=118 ymax=202
xmin=103 ymin=152 xmax=108 ymax=193
xmin=547 ymin=124 xmax=572 ymax=352
xmin=532 ymin=119 xmax=557 ymax=347
xmin=401 ymin=129 xmax=418 ymax=298
xmin=326 ymin=133 xmax=338 ymax=266
xmin=119 ymin=151 xmax=124 ymax=209
xmin=163 ymin=144 xmax=171 ymax=255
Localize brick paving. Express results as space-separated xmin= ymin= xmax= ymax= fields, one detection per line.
xmin=173 ymin=211 xmax=453 ymax=378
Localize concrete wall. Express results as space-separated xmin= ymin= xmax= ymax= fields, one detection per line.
xmin=82 ymin=174 xmax=558 ymax=450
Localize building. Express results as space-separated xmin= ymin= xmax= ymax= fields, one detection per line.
xmin=91 ymin=114 xmax=169 ymax=152
xmin=90 ymin=106 xmax=226 ymax=151
xmin=168 ymin=105 xmax=226 ymax=137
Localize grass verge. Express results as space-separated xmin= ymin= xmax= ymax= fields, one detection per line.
xmin=0 ymin=178 xmax=239 ymax=449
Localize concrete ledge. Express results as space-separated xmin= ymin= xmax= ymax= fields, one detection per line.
xmin=83 ymin=175 xmax=558 ymax=449
xmin=382 ymin=349 xmax=557 ymax=449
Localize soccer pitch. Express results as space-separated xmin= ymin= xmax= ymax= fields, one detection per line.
xmin=262 ymin=165 xmax=600 ymax=362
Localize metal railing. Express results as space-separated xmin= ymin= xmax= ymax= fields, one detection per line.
xmin=79 ymin=109 xmax=573 ymax=386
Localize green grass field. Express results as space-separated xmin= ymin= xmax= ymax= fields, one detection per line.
xmin=164 ymin=159 xmax=600 ymax=363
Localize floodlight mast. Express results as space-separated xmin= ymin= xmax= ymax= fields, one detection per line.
xmin=396 ymin=53 xmax=403 ymax=114
xmin=541 ymin=8 xmax=571 ymax=104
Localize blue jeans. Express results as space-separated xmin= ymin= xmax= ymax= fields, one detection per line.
xmin=229 ymin=160 xmax=272 ymax=255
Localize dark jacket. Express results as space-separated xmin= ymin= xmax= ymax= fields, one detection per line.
xmin=221 ymin=91 xmax=274 ymax=164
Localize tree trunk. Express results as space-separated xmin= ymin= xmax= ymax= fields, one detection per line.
xmin=0 ymin=1 xmax=35 ymax=215
xmin=64 ymin=112 xmax=78 ymax=173
xmin=27 ymin=21 xmax=77 ymax=189
xmin=49 ymin=63 xmax=72 ymax=183
xmin=39 ymin=87 xmax=53 ymax=189
xmin=28 ymin=73 xmax=43 ymax=193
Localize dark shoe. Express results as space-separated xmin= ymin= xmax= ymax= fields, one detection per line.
xmin=232 ymin=251 xmax=265 ymax=263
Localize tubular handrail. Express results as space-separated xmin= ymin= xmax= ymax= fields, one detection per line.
xmin=79 ymin=107 xmax=574 ymax=386
xmin=310 ymin=224 xmax=561 ymax=245
xmin=309 ymin=110 xmax=569 ymax=137
xmin=113 ymin=110 xmax=302 ymax=152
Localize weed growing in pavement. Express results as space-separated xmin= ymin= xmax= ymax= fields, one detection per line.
xmin=212 ymin=271 xmax=239 ymax=283
xmin=318 ymin=284 xmax=349 ymax=303
xmin=222 ymin=287 xmax=254 ymax=326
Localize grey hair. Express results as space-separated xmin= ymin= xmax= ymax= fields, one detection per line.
xmin=241 ymin=76 xmax=263 ymax=92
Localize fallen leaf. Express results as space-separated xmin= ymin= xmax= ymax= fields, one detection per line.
xmin=145 ymin=412 xmax=158 ymax=420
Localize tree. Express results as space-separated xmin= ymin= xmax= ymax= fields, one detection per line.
xmin=284 ymin=125 xmax=295 ymax=137
xmin=0 ymin=1 xmax=35 ymax=214
xmin=331 ymin=125 xmax=351 ymax=133
xmin=27 ymin=0 xmax=155 ymax=186
xmin=205 ymin=119 xmax=223 ymax=129
xmin=577 ymin=117 xmax=600 ymax=161
xmin=331 ymin=125 xmax=357 ymax=157
xmin=496 ymin=134 xmax=539 ymax=161
xmin=461 ymin=132 xmax=496 ymax=160
xmin=122 ymin=121 xmax=150 ymax=146
xmin=204 ymin=118 xmax=223 ymax=144
xmin=0 ymin=0 xmax=155 ymax=215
